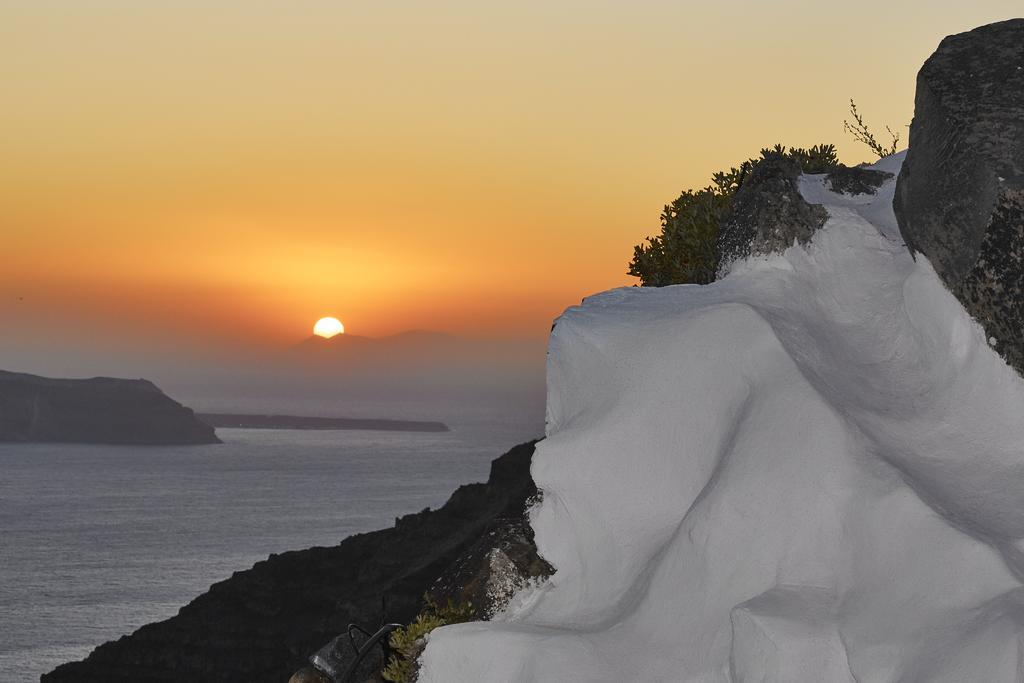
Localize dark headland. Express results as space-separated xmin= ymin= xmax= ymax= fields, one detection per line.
xmin=0 ymin=370 xmax=219 ymax=445
xmin=42 ymin=440 xmax=546 ymax=683
xmin=198 ymin=413 xmax=450 ymax=433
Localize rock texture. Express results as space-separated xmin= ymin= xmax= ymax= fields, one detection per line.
xmin=43 ymin=440 xmax=540 ymax=683
xmin=430 ymin=514 xmax=553 ymax=619
xmin=0 ymin=370 xmax=219 ymax=445
xmin=825 ymin=165 xmax=893 ymax=196
xmin=894 ymin=19 xmax=1024 ymax=373
xmin=717 ymin=154 xmax=829 ymax=269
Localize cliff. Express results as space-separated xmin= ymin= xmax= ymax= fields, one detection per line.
xmin=0 ymin=370 xmax=219 ymax=445
xmin=423 ymin=155 xmax=1024 ymax=682
xmin=43 ymin=440 xmax=539 ymax=682
xmin=419 ymin=23 xmax=1024 ymax=681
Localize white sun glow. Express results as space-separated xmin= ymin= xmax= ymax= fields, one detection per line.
xmin=313 ymin=317 xmax=345 ymax=338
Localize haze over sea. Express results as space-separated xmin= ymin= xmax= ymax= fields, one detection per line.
xmin=0 ymin=396 xmax=542 ymax=683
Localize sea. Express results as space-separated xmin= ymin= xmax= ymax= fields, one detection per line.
xmin=0 ymin=398 xmax=543 ymax=682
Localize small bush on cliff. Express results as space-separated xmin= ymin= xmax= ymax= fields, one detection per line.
xmin=843 ymin=98 xmax=900 ymax=158
xmin=382 ymin=595 xmax=475 ymax=683
xmin=628 ymin=187 xmax=728 ymax=286
xmin=628 ymin=144 xmax=839 ymax=286
xmin=786 ymin=143 xmax=840 ymax=174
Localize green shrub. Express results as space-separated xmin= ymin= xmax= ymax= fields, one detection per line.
xmin=785 ymin=143 xmax=840 ymax=173
xmin=628 ymin=187 xmax=729 ymax=286
xmin=628 ymin=144 xmax=839 ymax=287
xmin=381 ymin=595 xmax=475 ymax=683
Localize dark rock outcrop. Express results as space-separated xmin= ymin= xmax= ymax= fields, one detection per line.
xmin=894 ymin=19 xmax=1024 ymax=373
xmin=43 ymin=440 xmax=540 ymax=683
xmin=0 ymin=370 xmax=219 ymax=445
xmin=429 ymin=513 xmax=553 ymax=619
xmin=717 ymin=155 xmax=829 ymax=268
xmin=825 ymin=165 xmax=893 ymax=196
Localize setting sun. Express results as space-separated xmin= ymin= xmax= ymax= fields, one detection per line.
xmin=313 ymin=317 xmax=344 ymax=338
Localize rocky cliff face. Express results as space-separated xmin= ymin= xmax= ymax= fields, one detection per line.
xmin=894 ymin=19 xmax=1024 ymax=374
xmin=716 ymin=155 xmax=829 ymax=269
xmin=429 ymin=514 xmax=552 ymax=620
xmin=43 ymin=440 xmax=539 ymax=683
xmin=0 ymin=370 xmax=219 ymax=445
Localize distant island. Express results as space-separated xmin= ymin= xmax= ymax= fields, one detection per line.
xmin=0 ymin=370 xmax=219 ymax=445
xmin=198 ymin=413 xmax=450 ymax=433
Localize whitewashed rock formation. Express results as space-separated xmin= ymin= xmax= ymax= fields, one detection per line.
xmin=419 ymin=153 xmax=1024 ymax=682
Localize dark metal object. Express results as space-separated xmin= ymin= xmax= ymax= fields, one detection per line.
xmin=310 ymin=622 xmax=402 ymax=683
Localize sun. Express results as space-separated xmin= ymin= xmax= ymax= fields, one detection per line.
xmin=313 ymin=316 xmax=345 ymax=338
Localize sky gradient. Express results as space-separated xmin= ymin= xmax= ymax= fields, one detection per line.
xmin=2 ymin=1 xmax=1021 ymax=359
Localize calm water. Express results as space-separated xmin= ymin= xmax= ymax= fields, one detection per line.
xmin=0 ymin=410 xmax=541 ymax=682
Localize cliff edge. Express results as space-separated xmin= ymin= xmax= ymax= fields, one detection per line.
xmin=0 ymin=370 xmax=219 ymax=445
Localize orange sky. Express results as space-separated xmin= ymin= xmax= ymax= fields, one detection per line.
xmin=2 ymin=1 xmax=1020 ymax=353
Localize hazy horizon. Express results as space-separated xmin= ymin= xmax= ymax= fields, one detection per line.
xmin=0 ymin=325 xmax=548 ymax=426
xmin=4 ymin=1 xmax=1021 ymax=367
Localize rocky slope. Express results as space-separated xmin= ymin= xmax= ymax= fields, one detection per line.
xmin=716 ymin=154 xmax=828 ymax=267
xmin=43 ymin=440 xmax=540 ymax=683
xmin=0 ymin=370 xmax=219 ymax=445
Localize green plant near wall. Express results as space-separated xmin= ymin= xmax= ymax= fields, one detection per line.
xmin=381 ymin=595 xmax=476 ymax=683
xmin=628 ymin=144 xmax=839 ymax=287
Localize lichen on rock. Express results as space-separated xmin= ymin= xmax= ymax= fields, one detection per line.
xmin=894 ymin=18 xmax=1024 ymax=375
xmin=824 ymin=165 xmax=893 ymax=196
